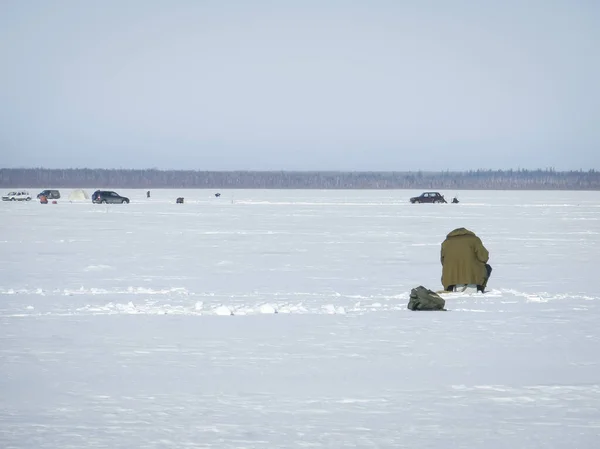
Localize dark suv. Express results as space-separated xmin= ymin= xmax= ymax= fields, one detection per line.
xmin=37 ymin=189 xmax=60 ymax=200
xmin=92 ymin=190 xmax=130 ymax=204
xmin=410 ymin=192 xmax=447 ymax=203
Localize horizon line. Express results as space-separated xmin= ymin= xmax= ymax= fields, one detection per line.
xmin=2 ymin=168 xmax=598 ymax=173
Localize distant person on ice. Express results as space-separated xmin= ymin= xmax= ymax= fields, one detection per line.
xmin=441 ymin=228 xmax=492 ymax=293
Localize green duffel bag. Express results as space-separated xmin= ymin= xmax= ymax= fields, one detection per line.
xmin=407 ymin=286 xmax=446 ymax=311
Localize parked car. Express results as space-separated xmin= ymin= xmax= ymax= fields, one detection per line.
xmin=410 ymin=192 xmax=447 ymax=203
xmin=37 ymin=189 xmax=61 ymax=200
xmin=92 ymin=190 xmax=130 ymax=204
xmin=2 ymin=191 xmax=32 ymax=201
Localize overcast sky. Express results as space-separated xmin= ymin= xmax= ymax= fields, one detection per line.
xmin=1 ymin=0 xmax=598 ymax=171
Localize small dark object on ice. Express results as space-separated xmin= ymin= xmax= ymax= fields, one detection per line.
xmin=215 ymin=193 xmax=221 ymax=197
xmin=176 ymin=197 xmax=184 ymax=204
xmin=407 ymin=286 xmax=446 ymax=311
xmin=147 ymin=191 xmax=151 ymax=198
xmin=452 ymin=197 xmax=459 ymax=203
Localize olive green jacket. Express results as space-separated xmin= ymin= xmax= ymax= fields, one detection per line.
xmin=441 ymin=228 xmax=489 ymax=289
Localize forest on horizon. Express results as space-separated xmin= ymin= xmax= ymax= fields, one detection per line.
xmin=1 ymin=168 xmax=599 ymax=190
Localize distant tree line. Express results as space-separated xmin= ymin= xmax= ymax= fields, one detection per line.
xmin=1 ymin=168 xmax=599 ymax=190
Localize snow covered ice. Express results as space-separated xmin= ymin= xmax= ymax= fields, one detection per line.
xmin=1 ymin=189 xmax=599 ymax=448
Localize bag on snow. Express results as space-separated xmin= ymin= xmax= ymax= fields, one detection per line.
xmin=407 ymin=286 xmax=446 ymax=311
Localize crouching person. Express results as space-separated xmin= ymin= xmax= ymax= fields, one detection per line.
xmin=441 ymin=227 xmax=492 ymax=293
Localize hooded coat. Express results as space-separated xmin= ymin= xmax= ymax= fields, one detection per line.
xmin=441 ymin=228 xmax=489 ymax=290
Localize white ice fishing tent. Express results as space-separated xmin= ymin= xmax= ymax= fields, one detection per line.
xmin=69 ymin=189 xmax=90 ymax=202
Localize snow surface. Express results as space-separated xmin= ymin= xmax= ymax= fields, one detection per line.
xmin=1 ymin=189 xmax=599 ymax=448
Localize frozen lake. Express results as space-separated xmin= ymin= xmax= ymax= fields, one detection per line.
xmin=1 ymin=189 xmax=599 ymax=448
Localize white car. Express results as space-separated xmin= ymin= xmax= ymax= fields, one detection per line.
xmin=2 ymin=191 xmax=32 ymax=201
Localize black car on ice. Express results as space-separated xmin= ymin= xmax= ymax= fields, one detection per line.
xmin=92 ymin=190 xmax=130 ymax=204
xmin=410 ymin=192 xmax=447 ymax=204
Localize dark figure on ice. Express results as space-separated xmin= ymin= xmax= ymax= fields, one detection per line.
xmin=147 ymin=191 xmax=151 ymax=198
xmin=452 ymin=197 xmax=459 ymax=203
xmin=215 ymin=192 xmax=221 ymax=197
xmin=441 ymin=228 xmax=492 ymax=293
